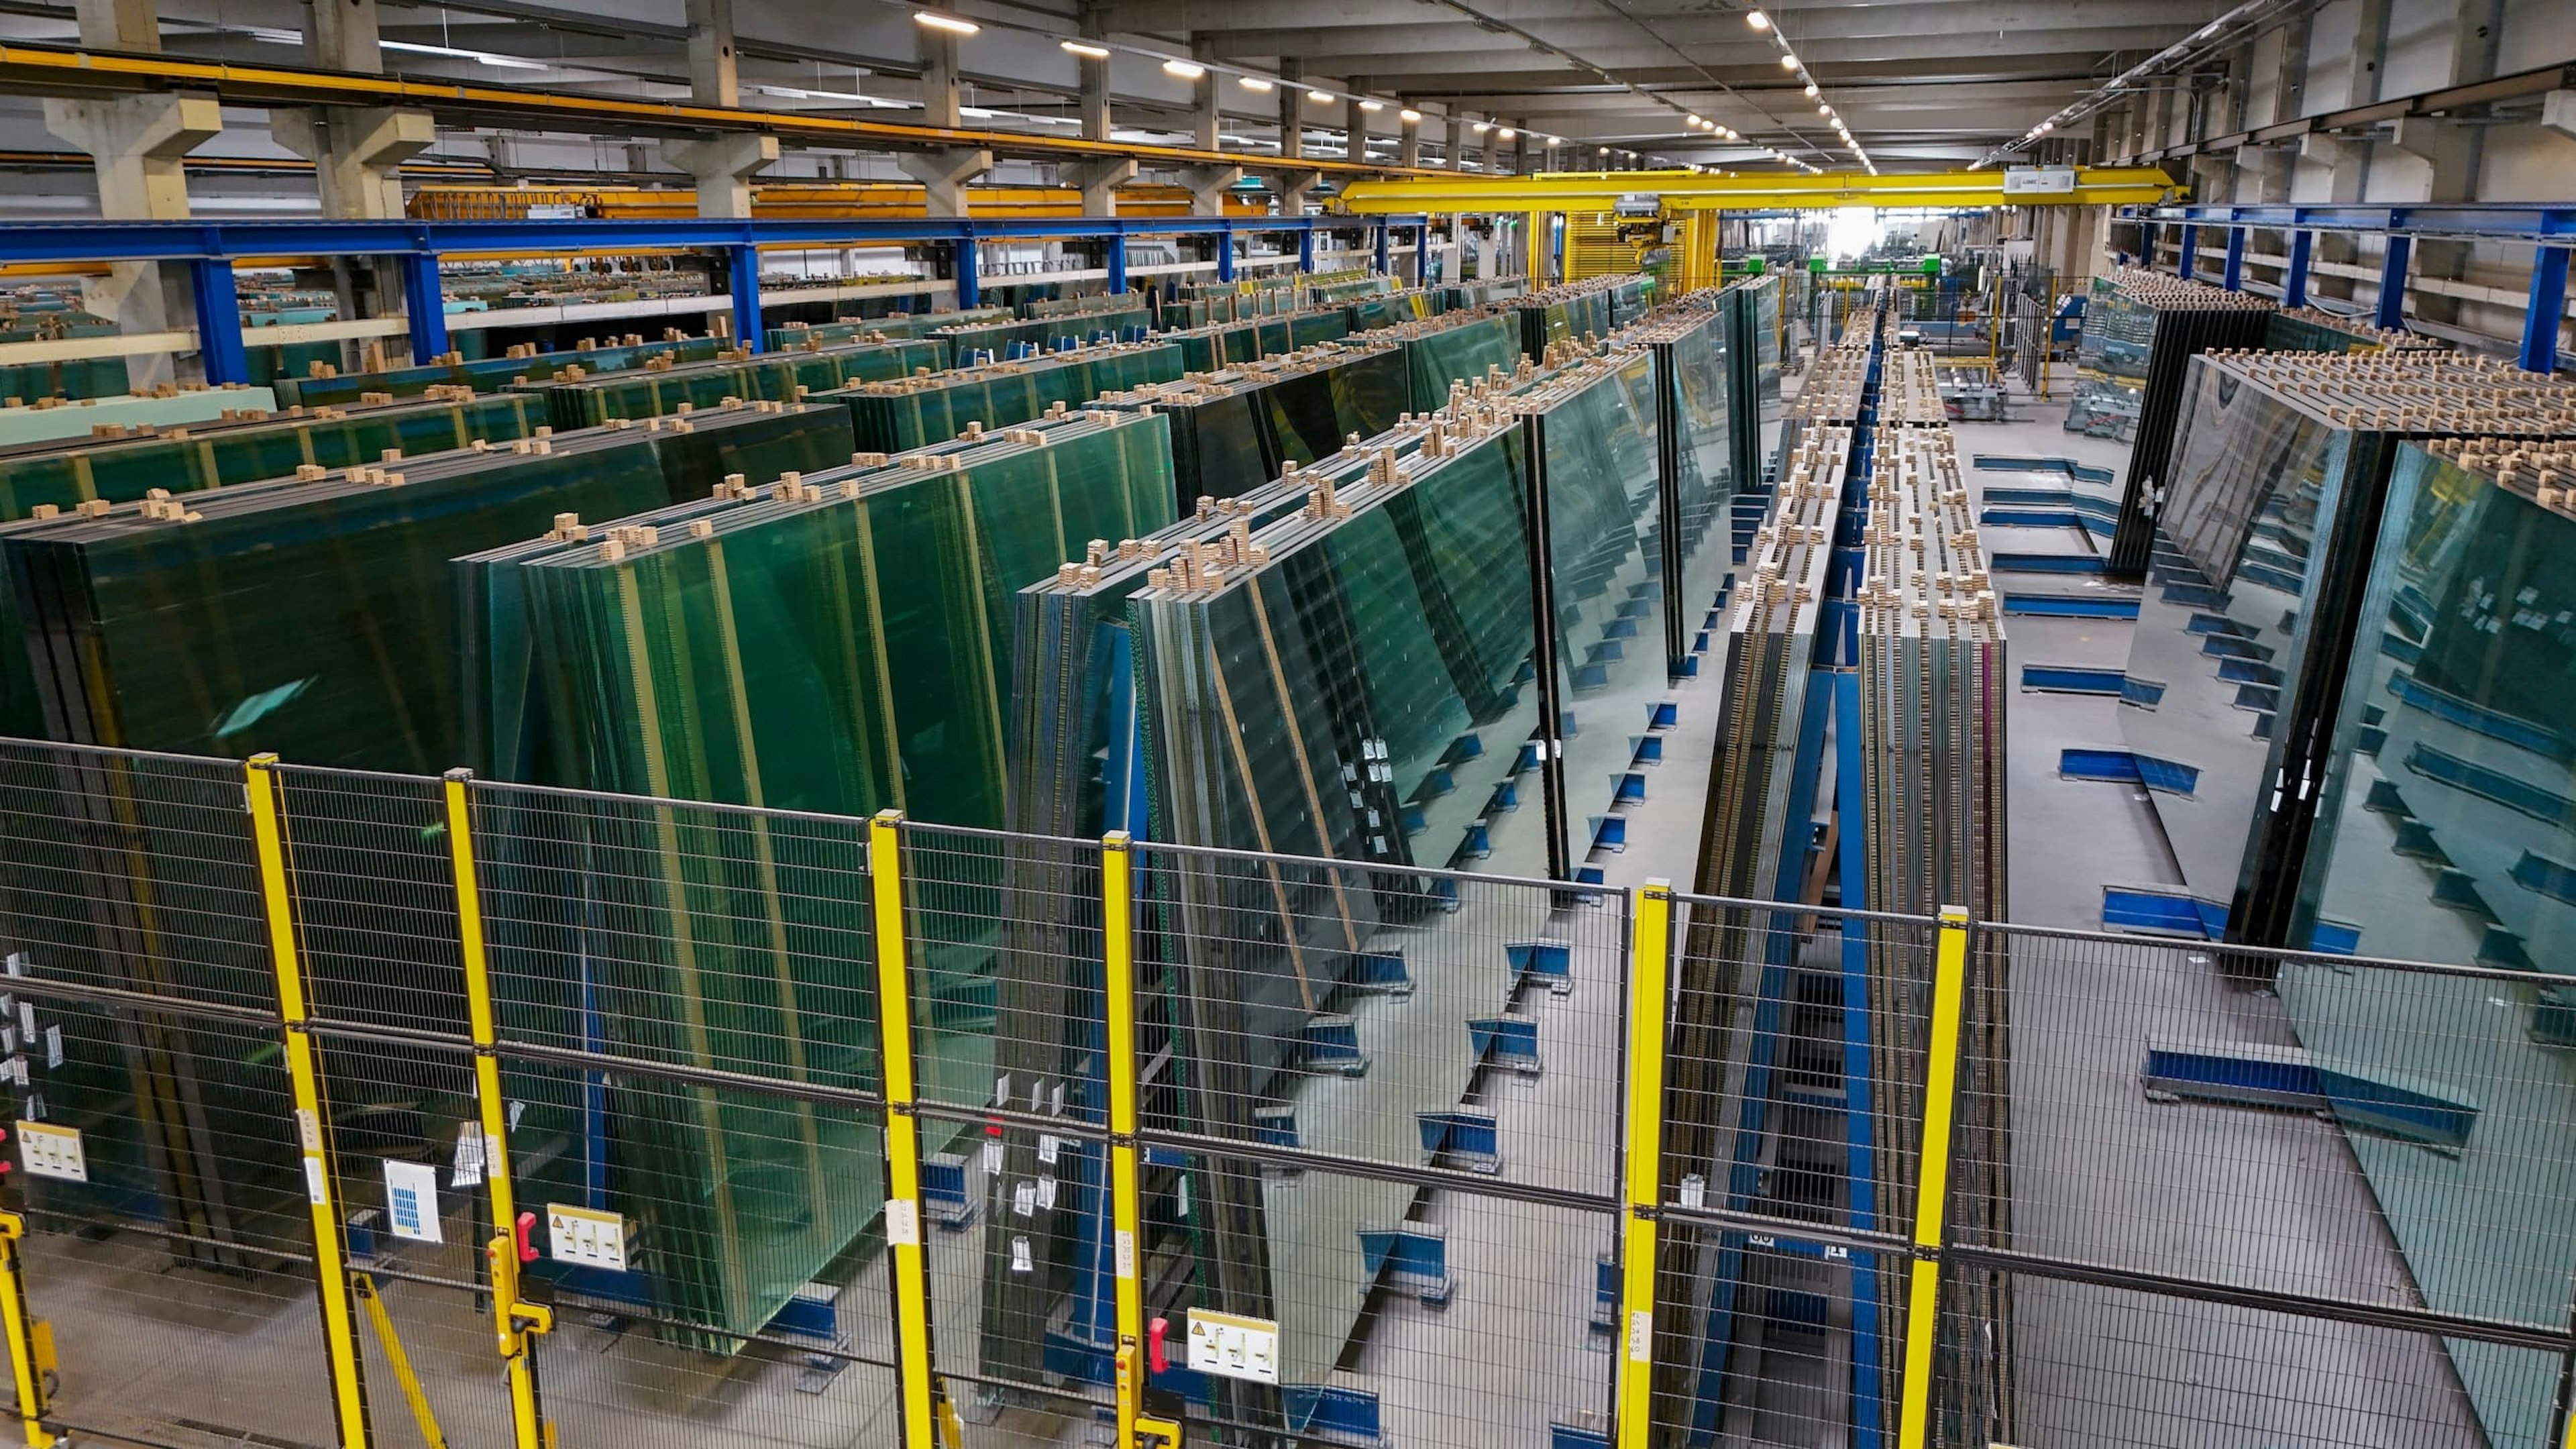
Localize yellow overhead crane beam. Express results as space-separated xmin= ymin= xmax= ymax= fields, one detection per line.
xmin=1338 ymin=166 xmax=2180 ymax=214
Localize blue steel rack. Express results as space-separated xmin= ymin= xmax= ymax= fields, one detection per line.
xmin=2118 ymin=201 xmax=2574 ymax=372
xmin=0 ymin=213 xmax=1430 ymax=384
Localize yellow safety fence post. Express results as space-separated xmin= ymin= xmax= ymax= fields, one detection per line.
xmin=244 ymin=755 xmax=374 ymax=1449
xmin=0 ymin=1210 xmax=55 ymax=1449
xmin=1613 ymin=880 xmax=1672 ymax=1449
xmin=869 ymin=812 xmax=949 ymax=1449
xmin=1526 ymin=211 xmax=1551 ymax=287
xmin=1100 ymin=834 xmax=1174 ymax=1448
xmin=1896 ymin=906 xmax=1972 ymax=1449
xmin=441 ymin=771 xmax=554 ymax=1449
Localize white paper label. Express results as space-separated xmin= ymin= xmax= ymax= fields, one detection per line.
xmin=545 ymin=1203 xmax=629 ymax=1271
xmin=982 ymin=1140 xmax=1004 ymax=1175
xmin=994 ymin=1074 xmax=1012 ymax=1109
xmin=506 ymin=1100 xmax=525 ymax=1130
xmin=1176 ymin=1176 xmax=1190 ymax=1218
xmin=1185 ymin=1309 xmax=1281 ymax=1385
xmin=15 ymin=1121 xmax=84 ymax=1182
xmin=1625 ymin=1308 xmax=1654 ymax=1362
xmin=295 ymin=1108 xmax=323 ymax=1152
xmin=448 ymin=1122 xmax=485 ymax=1187
xmin=303 ymin=1156 xmax=330 ymax=1205
xmin=1034 ymin=1177 xmax=1057 ymax=1211
xmin=4 ymin=953 xmax=23 ymax=977
xmin=885 ymin=1197 xmax=920 ymax=1246
xmin=383 ymin=1159 xmax=443 ymax=1243
xmin=1012 ymin=1182 xmax=1036 ymax=1218
xmin=1010 ymin=1236 xmax=1032 ymax=1273
xmin=41 ymin=1026 xmax=58 ymax=1071
xmin=5 ymin=1059 xmax=23 ymax=1090
xmin=1036 ymin=1134 xmax=1061 ymax=1165
xmin=16 ymin=1004 xmax=31 ymax=1040
xmin=1049 ymin=1082 xmax=1065 ymax=1116
xmin=1115 ymin=1230 xmax=1137 ymax=1281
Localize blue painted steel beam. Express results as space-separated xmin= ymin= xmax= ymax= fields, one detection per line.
xmin=0 ymin=213 xmax=1429 ymax=264
xmin=395 ymin=251 xmax=448 ymax=364
xmin=2122 ymin=202 xmax=2576 ymax=244
xmin=2002 ymin=592 xmax=2139 ymax=619
xmin=1106 ymin=233 xmax=1128 ymax=295
xmin=2221 ymin=227 xmax=2245 ymax=290
xmin=2521 ymin=246 xmax=2569 ymax=374
xmin=2284 ymin=230 xmax=2313 ymax=309
xmin=1373 ymin=220 xmax=1391 ymax=276
xmin=1216 ymin=231 xmax=1236 ymax=283
xmin=1832 ymin=669 xmax=1884 ymax=1449
xmin=1298 ymin=226 xmax=1316 ymax=274
xmin=2375 ymin=234 xmax=2412 ymax=331
xmin=187 ymin=256 xmax=247 ymax=386
xmin=2176 ymin=223 xmax=2198 ymax=281
xmin=955 ymin=237 xmax=981 ymax=310
xmin=727 ymin=243 xmax=763 ymax=353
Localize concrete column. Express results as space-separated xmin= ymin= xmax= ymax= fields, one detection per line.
xmin=2546 ymin=90 xmax=2576 ymax=144
xmin=918 ymin=26 xmax=962 ymax=129
xmin=309 ymin=0 xmax=383 ymax=71
xmin=1278 ymin=60 xmax=1303 ymax=160
xmin=1077 ymin=38 xmax=1110 ymax=140
xmin=74 ymin=0 xmax=153 ymax=48
xmin=1397 ymin=107 xmax=1420 ymax=167
xmin=686 ymin=0 xmax=739 ymax=108
xmin=1070 ymin=157 xmax=1135 ymax=215
xmin=663 ymin=132 xmax=777 ymax=217
xmin=45 ymin=89 xmax=219 ymax=390
xmin=1345 ymin=95 xmax=1366 ymax=163
xmin=272 ymin=107 xmax=435 ymax=219
xmin=1189 ymin=38 xmax=1220 ymax=152
xmin=1445 ymin=111 xmax=1465 ymax=170
xmin=1272 ymin=168 xmax=1320 ymax=216
xmin=1513 ymin=128 xmax=1528 ymax=175
xmin=1180 ymin=164 xmax=1241 ymax=217
xmin=900 ymin=146 xmax=994 ymax=217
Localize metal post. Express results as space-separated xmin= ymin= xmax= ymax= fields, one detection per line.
xmin=2176 ymin=223 xmax=2198 ymax=281
xmin=1894 ymin=907 xmax=1970 ymax=1449
xmin=2284 ymin=229 xmax=2312 ymax=309
xmin=1216 ymin=225 xmax=1236 ymax=284
xmin=1373 ymin=220 xmax=1391 ymax=276
xmin=2221 ymin=228 xmax=2246 ymax=291
xmin=244 ymin=755 xmax=374 ymax=1449
xmin=2375 ymin=234 xmax=2412 ymax=331
xmin=398 ymin=252 xmax=449 ymax=364
xmin=869 ymin=811 xmax=938 ymax=1449
xmin=1106 ymin=233 xmax=1128 ymax=295
xmin=0 ymin=1215 xmax=53 ymax=1449
xmin=441 ymin=771 xmax=552 ymax=1449
xmin=1102 ymin=833 xmax=1146 ymax=1446
xmin=1613 ymin=881 xmax=1672 ymax=1449
xmin=1525 ymin=212 xmax=1548 ymax=284
xmin=1297 ymin=225 xmax=1316 ymax=274
xmin=727 ymin=243 xmax=763 ymax=352
xmin=955 ymin=237 xmax=981 ymax=310
xmin=187 ymin=256 xmax=247 ymax=386
xmin=2520 ymin=245 xmax=2568 ymax=374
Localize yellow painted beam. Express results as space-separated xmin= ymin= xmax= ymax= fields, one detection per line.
xmin=1338 ymin=166 xmax=2178 ymax=214
xmin=869 ymin=811 xmax=940 ymax=1449
xmin=1613 ymin=880 xmax=1672 ymax=1449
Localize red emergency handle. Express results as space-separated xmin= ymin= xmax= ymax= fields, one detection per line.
xmin=513 ymin=1210 xmax=539 ymax=1263
xmin=1147 ymin=1316 xmax=1169 ymax=1375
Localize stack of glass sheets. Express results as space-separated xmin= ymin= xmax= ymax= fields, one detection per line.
xmin=2267 ymin=436 xmax=2576 ymax=1449
xmin=1603 ymin=274 xmax=1656 ymax=327
xmin=1302 ymin=272 xmax=1392 ymax=307
xmin=1617 ymin=303 xmax=1739 ymax=674
xmin=761 ymin=306 xmax=1014 ymax=352
xmin=2068 ymin=270 xmax=2277 ymax=574
xmin=0 ymin=391 xmax=548 ymax=521
xmin=1725 ymin=274 xmax=1785 ymax=489
xmin=1342 ymin=289 xmax=1434 ymax=331
xmin=1436 ymin=280 xmax=1523 ymax=311
xmin=271 ymin=335 xmax=729 ymax=407
xmin=934 ymin=309 xmax=1154 ymax=362
xmin=5 ymin=400 xmax=850 ymax=771
xmin=826 ymin=341 xmax=1182 ymax=453
xmin=2118 ymin=351 xmax=2576 ymax=949
xmin=513 ymin=408 xmax=1176 ymax=820
xmin=1094 ymin=341 xmax=1409 ymax=511
xmin=1374 ymin=310 xmax=1525 ymax=413
xmin=1024 ymin=293 xmax=1141 ymax=321
xmin=519 ymin=339 xmax=943 ymax=429
xmin=1507 ymin=350 xmax=1668 ymax=877
xmin=2263 ymin=307 xmax=2452 ymax=356
xmin=1508 ymin=279 xmax=1621 ymax=356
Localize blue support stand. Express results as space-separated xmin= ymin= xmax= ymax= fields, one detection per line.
xmin=2521 ymin=246 xmax=2568 ymax=374
xmin=395 ymin=251 xmax=449 ymax=365
xmin=1297 ymin=226 xmax=1316 ymax=275
xmin=2376 ymin=235 xmax=2412 ymax=331
xmin=2221 ymin=228 xmax=2246 ymax=290
xmin=1106 ymin=233 xmax=1128 ymax=295
xmin=955 ymin=237 xmax=981 ymax=310
xmin=727 ymin=243 xmax=763 ymax=354
xmin=1833 ymin=669 xmax=1884 ymax=1449
xmin=1373 ymin=221 xmax=1391 ymax=276
xmin=187 ymin=257 xmax=247 ymax=385
xmin=1216 ymin=227 xmax=1237 ymax=283
xmin=2284 ymin=229 xmax=2313 ymax=309
xmin=2176 ymin=223 xmax=2198 ymax=281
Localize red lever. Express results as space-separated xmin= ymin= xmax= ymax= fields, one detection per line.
xmin=514 ymin=1210 xmax=539 ymax=1263
xmin=1147 ymin=1316 xmax=1169 ymax=1375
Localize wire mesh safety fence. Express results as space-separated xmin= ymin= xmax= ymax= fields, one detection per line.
xmin=0 ymin=737 xmax=2565 ymax=1449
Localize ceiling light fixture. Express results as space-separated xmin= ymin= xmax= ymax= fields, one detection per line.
xmin=1238 ymin=75 xmax=1273 ymax=91
xmin=1804 ymin=83 xmax=1818 ymax=97
xmin=1779 ymin=52 xmax=1798 ymax=68
xmin=1162 ymin=58 xmax=1205 ymax=78
xmin=1472 ymin=121 xmax=1491 ymax=132
xmin=1399 ymin=107 xmax=1422 ymax=122
xmin=913 ymin=11 xmax=978 ymax=34
xmin=1359 ymin=99 xmax=1384 ymax=111
xmin=1497 ymin=126 xmax=1515 ymax=138
xmin=1746 ymin=9 xmax=1769 ymax=29
xmin=1059 ymin=39 xmax=1110 ymax=58
xmin=1307 ymin=89 xmax=1334 ymax=103
xmin=1686 ymin=113 xmax=1703 ymax=126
